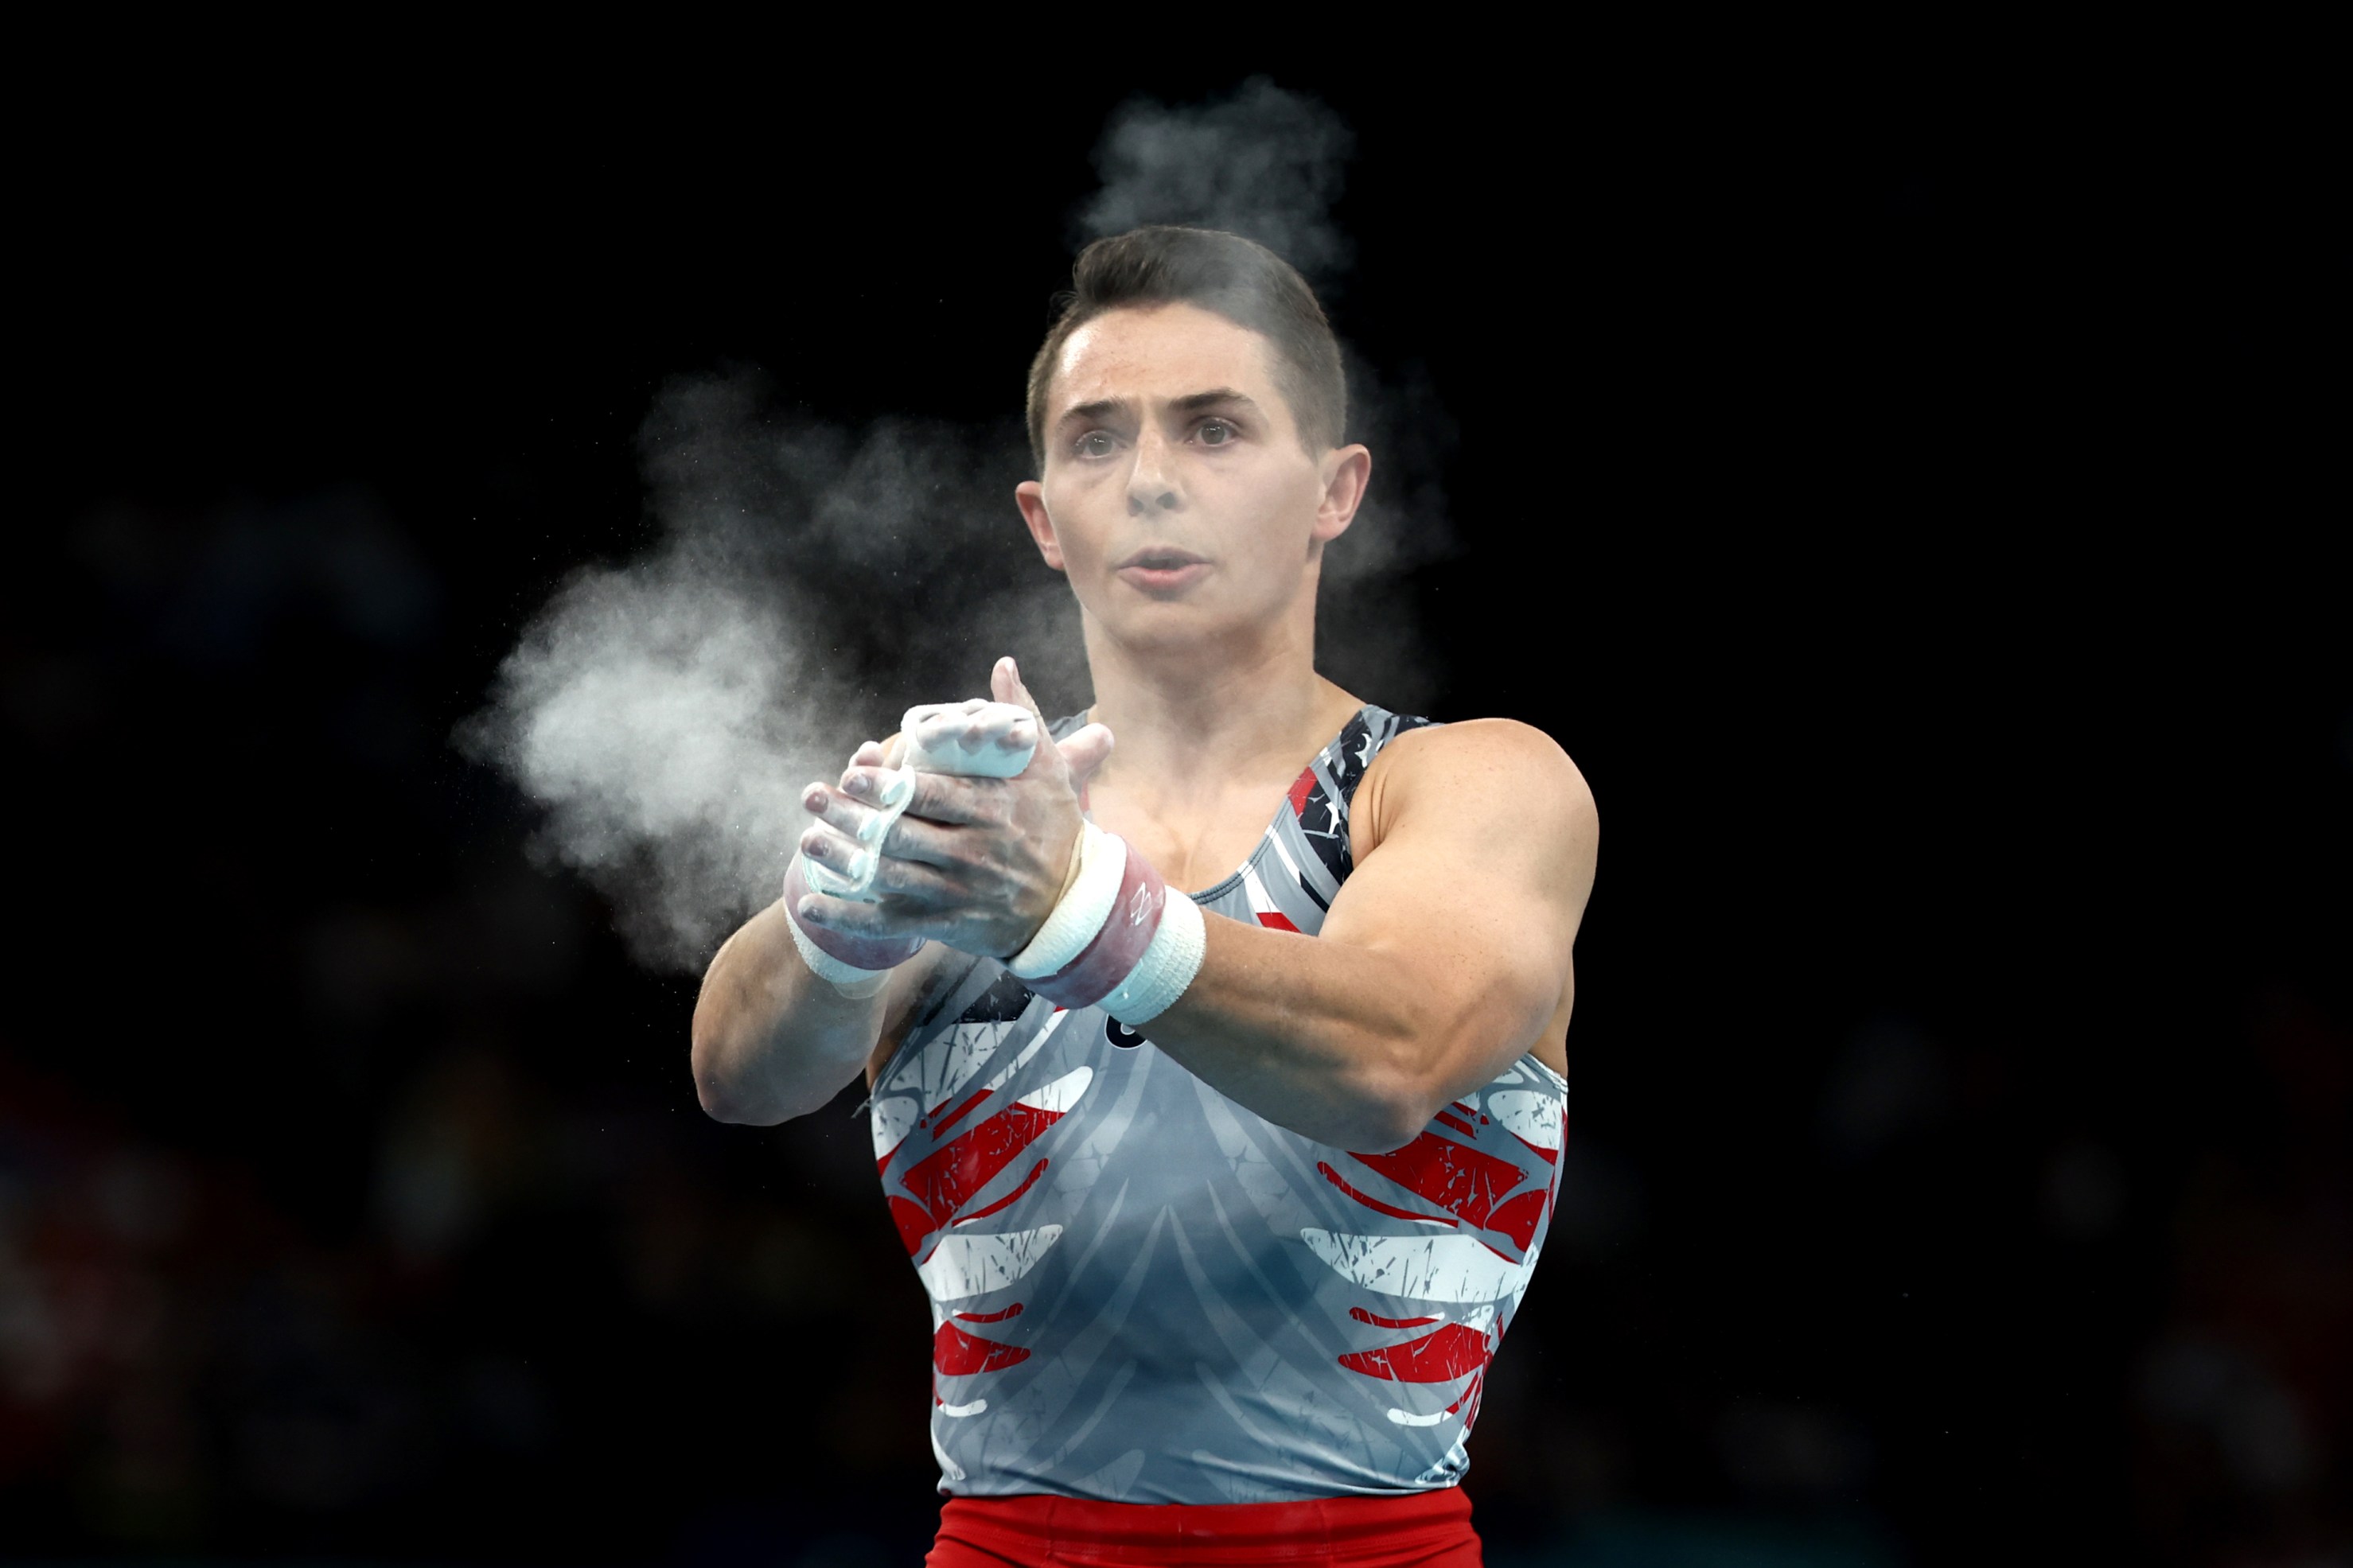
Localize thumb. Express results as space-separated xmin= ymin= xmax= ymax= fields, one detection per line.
xmin=993 ymin=655 xmax=1046 ymax=721
xmin=1054 ymin=722 xmax=1115 ymax=789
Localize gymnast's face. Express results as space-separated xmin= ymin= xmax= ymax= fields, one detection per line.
xmin=1015 ymin=303 xmax=1368 ymax=659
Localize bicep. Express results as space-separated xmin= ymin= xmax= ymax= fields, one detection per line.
xmin=1319 ymin=724 xmax=1598 ymax=1065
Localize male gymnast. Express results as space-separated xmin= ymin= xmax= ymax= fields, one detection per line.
xmin=693 ymin=226 xmax=1598 ymax=1566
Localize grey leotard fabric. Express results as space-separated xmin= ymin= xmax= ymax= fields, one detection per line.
xmin=871 ymin=705 xmax=1568 ymax=1503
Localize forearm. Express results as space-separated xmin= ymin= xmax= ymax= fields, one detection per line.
xmin=690 ymin=899 xmax=890 ymax=1124
xmin=1137 ymin=915 xmax=1556 ymax=1153
xmin=791 ymin=707 xmax=1591 ymax=1149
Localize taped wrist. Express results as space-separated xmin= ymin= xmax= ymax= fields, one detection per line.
xmin=1015 ymin=831 xmax=1206 ymax=1026
xmin=784 ymin=853 xmax=922 ymax=996
xmin=1098 ymin=891 xmax=1205 ymax=1026
xmin=1008 ymin=823 xmax=1125 ymax=979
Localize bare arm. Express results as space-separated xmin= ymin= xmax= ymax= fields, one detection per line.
xmin=797 ymin=663 xmax=1598 ymax=1154
xmin=689 ymin=901 xmax=949 ymax=1124
xmin=691 ymin=710 xmax=1111 ymax=1126
xmin=1135 ymin=721 xmax=1595 ymax=1150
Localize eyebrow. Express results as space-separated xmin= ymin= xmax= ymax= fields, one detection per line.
xmin=1057 ymin=398 xmax=1128 ymax=432
xmin=1171 ymin=388 xmax=1259 ymax=414
xmin=1054 ymin=388 xmax=1263 ymax=432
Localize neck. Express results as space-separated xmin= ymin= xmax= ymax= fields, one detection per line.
xmin=1079 ymin=593 xmax=1359 ymax=796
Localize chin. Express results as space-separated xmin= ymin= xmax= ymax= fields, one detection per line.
xmin=1096 ymin=598 xmax=1250 ymax=658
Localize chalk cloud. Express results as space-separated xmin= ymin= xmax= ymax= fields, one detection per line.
xmin=461 ymin=373 xmax=1083 ymax=971
xmin=464 ymin=83 xmax=1454 ymax=971
xmin=1080 ymin=77 xmax=1356 ymax=283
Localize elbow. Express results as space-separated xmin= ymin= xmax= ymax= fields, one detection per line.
xmin=1339 ymin=1019 xmax=1501 ymax=1154
xmin=1332 ymin=1060 xmax=1447 ymax=1155
xmin=1271 ymin=1076 xmax=1425 ymax=1153
xmin=694 ymin=1076 xmax=771 ymax=1126
xmin=1349 ymin=1100 xmax=1439 ymax=1155
xmin=689 ymin=1020 xmax=784 ymax=1127
xmin=694 ymin=1069 xmax=794 ymax=1126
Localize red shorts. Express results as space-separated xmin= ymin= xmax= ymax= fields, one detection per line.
xmin=925 ymin=1486 xmax=1481 ymax=1566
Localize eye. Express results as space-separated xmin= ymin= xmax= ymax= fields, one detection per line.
xmin=1198 ymin=419 xmax=1235 ymax=446
xmin=1074 ymin=430 xmax=1116 ymax=458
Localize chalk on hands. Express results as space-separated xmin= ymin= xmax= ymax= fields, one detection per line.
xmin=900 ymin=698 xmax=1037 ymax=778
xmin=799 ymin=698 xmax=1038 ymax=901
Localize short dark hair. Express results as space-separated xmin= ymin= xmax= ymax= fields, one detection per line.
xmin=1026 ymin=226 xmax=1346 ymax=466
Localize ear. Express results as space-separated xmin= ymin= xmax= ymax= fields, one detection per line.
xmin=1312 ymin=444 xmax=1373 ymax=545
xmin=1015 ymin=480 xmax=1065 ymax=571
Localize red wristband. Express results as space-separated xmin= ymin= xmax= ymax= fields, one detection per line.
xmin=785 ymin=855 xmax=925 ymax=971
xmin=1027 ymin=843 xmax=1167 ymax=1010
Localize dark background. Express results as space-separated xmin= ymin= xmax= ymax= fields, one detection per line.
xmin=6 ymin=55 xmax=2343 ymax=1568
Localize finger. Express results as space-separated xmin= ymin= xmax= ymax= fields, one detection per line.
xmin=906 ymin=702 xmax=1009 ymax=766
xmin=843 ymin=803 xmax=966 ymax=870
xmin=842 ymin=761 xmax=979 ymax=823
xmin=804 ymin=784 xmax=898 ymax=849
xmin=993 ymin=655 xmax=1046 ymax=723
xmin=1054 ymin=722 xmax=1115 ymax=788
xmin=959 ymin=708 xmax=1029 ymax=756
xmin=968 ymin=703 xmax=1037 ymax=761
xmin=990 ymin=657 xmax=1065 ymax=784
xmin=897 ymin=768 xmax=1003 ymax=827
xmin=799 ymin=822 xmax=876 ymax=882
xmin=838 ymin=739 xmax=894 ymax=792
xmin=792 ymin=886 xmax=931 ymax=941
xmin=836 ymin=763 xmax=914 ymax=812
xmin=949 ymin=706 xmax=1034 ymax=755
xmin=795 ymin=842 xmax=961 ymax=922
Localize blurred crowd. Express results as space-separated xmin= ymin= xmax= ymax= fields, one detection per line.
xmin=2131 ymin=993 xmax=2352 ymax=1562
xmin=0 ymin=946 xmax=942 ymax=1562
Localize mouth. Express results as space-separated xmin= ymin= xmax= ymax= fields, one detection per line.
xmin=1115 ymin=547 xmax=1209 ymax=571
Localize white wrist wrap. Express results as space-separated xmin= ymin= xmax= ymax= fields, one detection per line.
xmin=1007 ymin=823 xmax=1126 ymax=980
xmin=1101 ymin=889 xmax=1206 ymax=1026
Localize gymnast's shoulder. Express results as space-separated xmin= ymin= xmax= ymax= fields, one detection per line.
xmin=1351 ymin=717 xmax=1597 ymax=862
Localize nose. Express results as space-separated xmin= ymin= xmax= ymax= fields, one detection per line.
xmin=1125 ymin=430 xmax=1182 ymax=517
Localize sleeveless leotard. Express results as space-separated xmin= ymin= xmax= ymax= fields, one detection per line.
xmin=872 ymin=705 xmax=1568 ymax=1504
